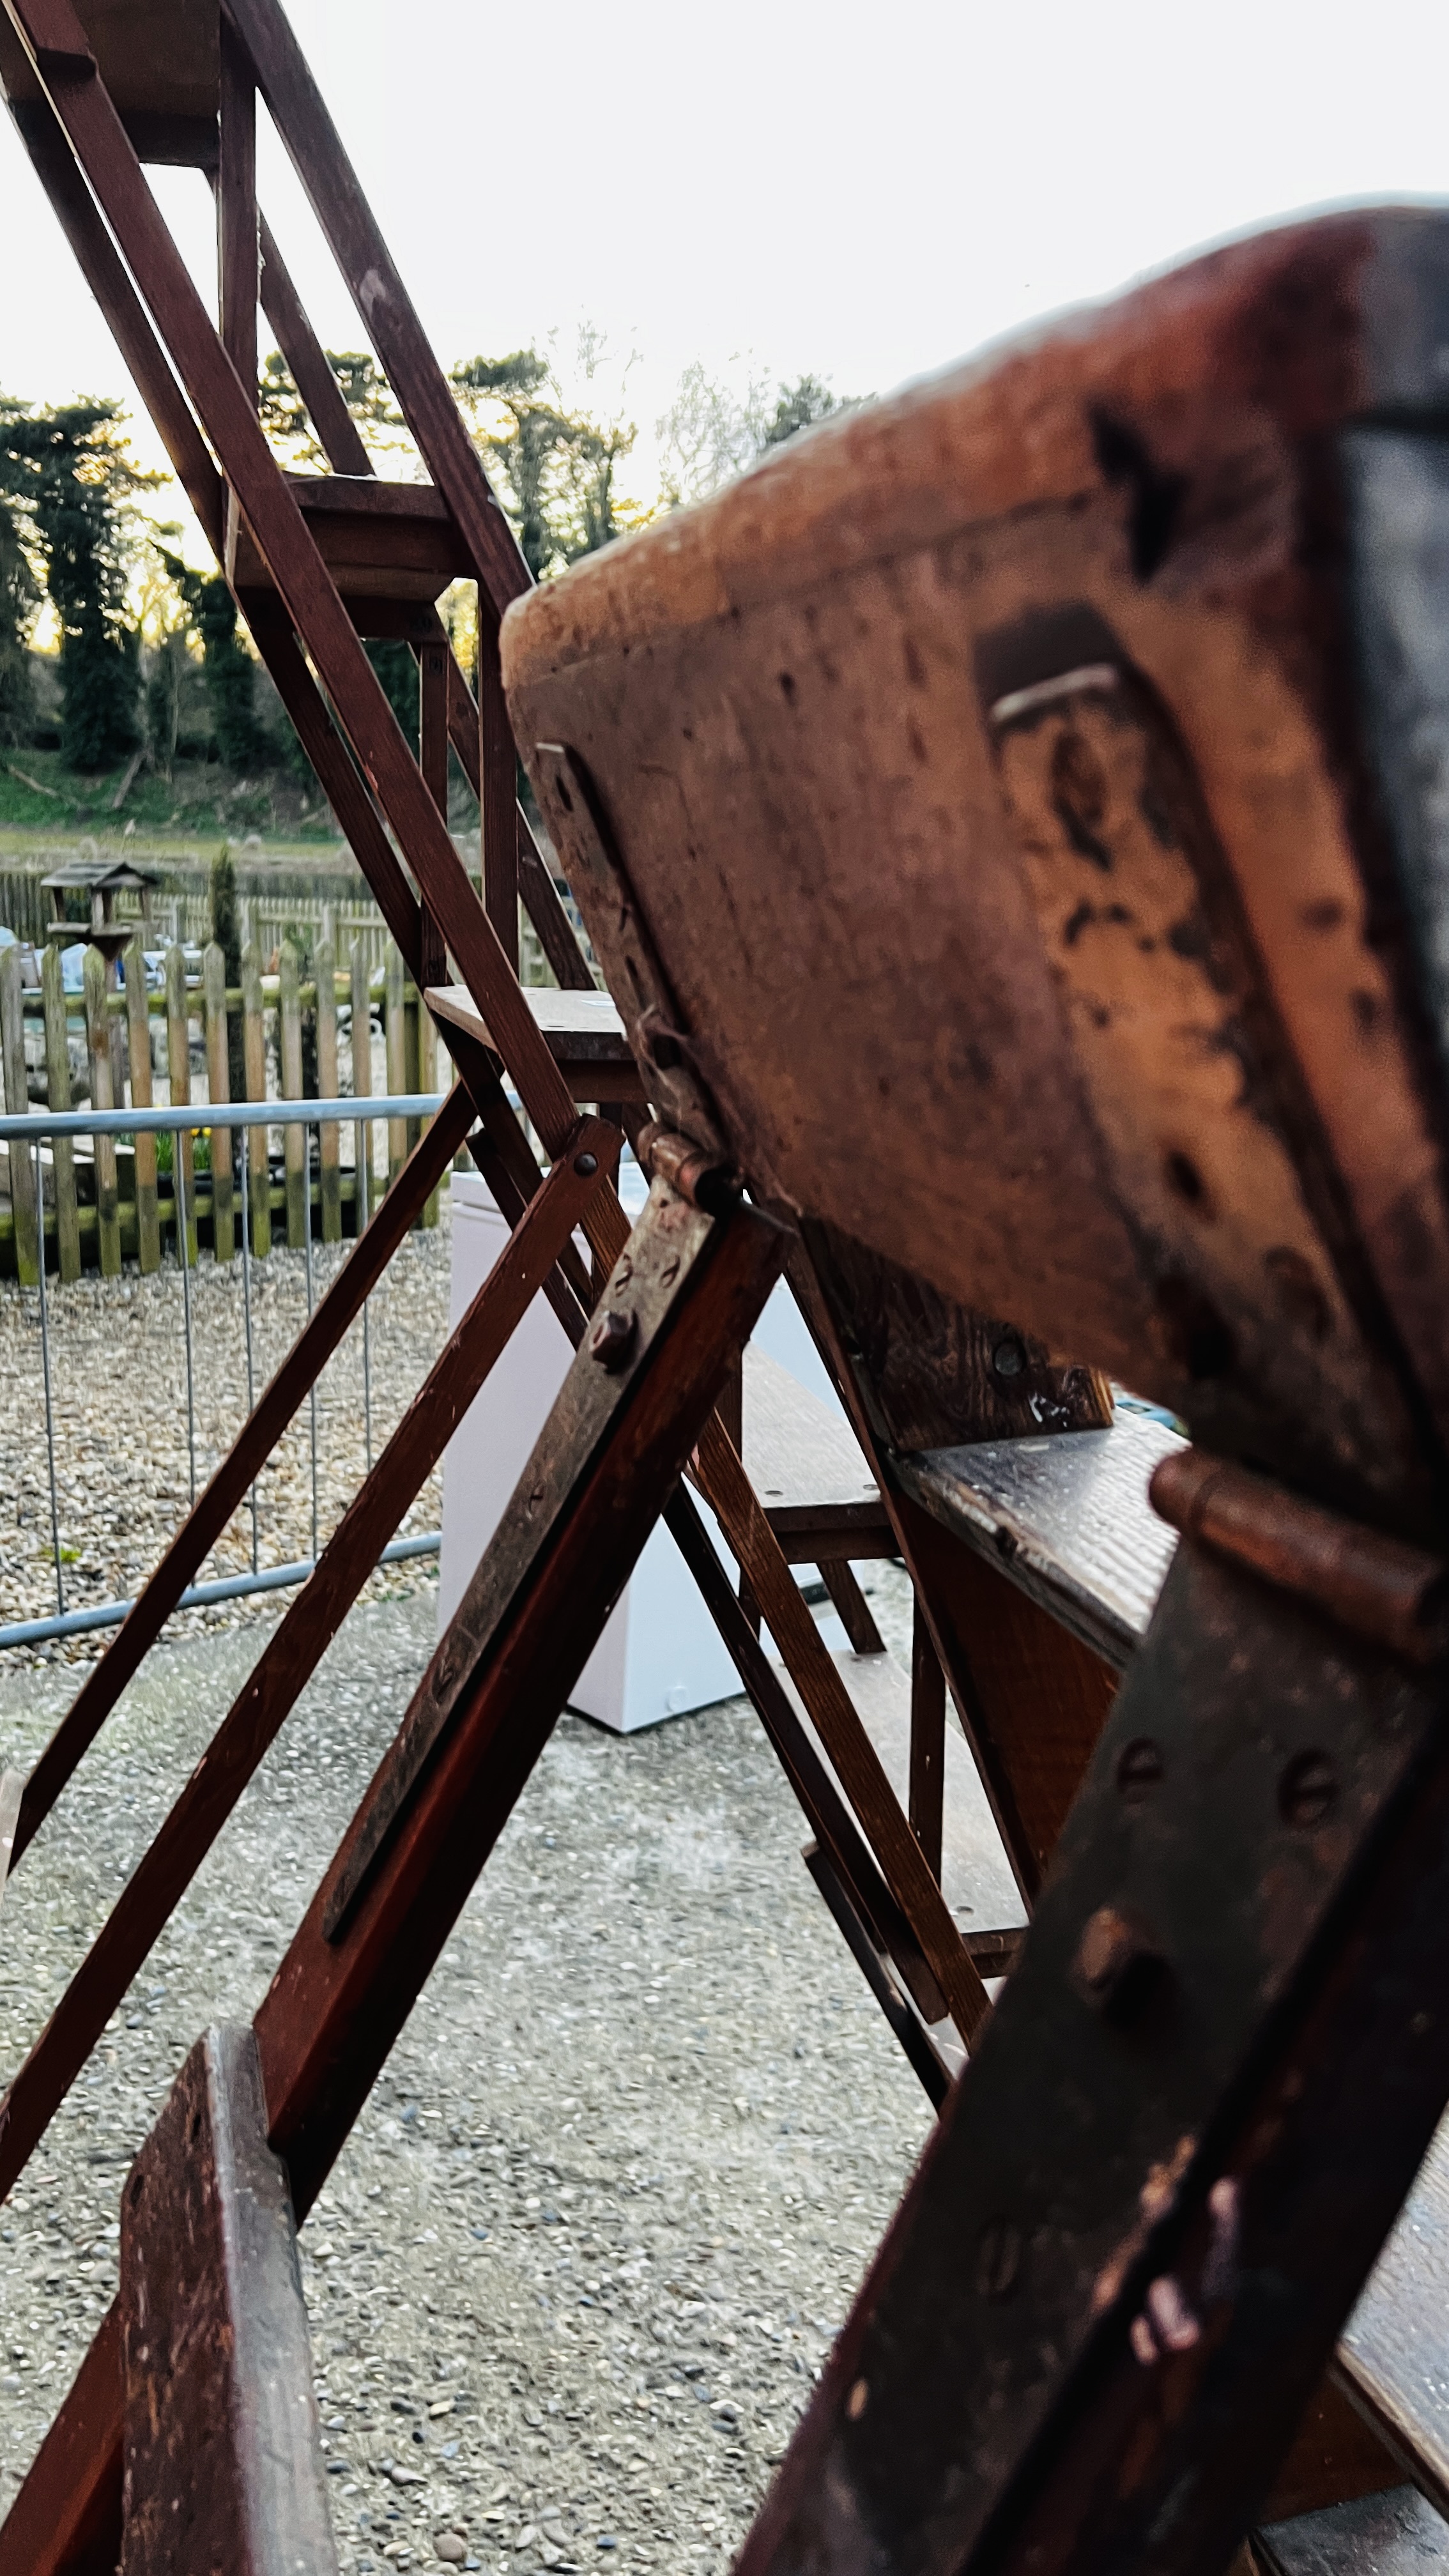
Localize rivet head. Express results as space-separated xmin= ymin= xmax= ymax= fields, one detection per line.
xmin=587 ymin=1307 xmax=637 ymax=1371
xmin=1116 ymin=1738 xmax=1163 ymax=1803
xmin=1279 ymin=1750 xmax=1336 ymax=1828
xmin=1072 ymin=1905 xmax=1165 ymax=2021
xmin=574 ymin=1151 xmax=599 ymax=1177
xmin=992 ymin=1336 xmax=1027 ymax=1381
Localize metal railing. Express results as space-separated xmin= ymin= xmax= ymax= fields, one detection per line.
xmin=0 ymin=1091 xmax=448 ymax=1650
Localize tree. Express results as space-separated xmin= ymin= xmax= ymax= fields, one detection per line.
xmin=259 ymin=348 xmax=406 ymax=469
xmin=158 ymin=548 xmax=261 ymax=770
xmin=0 ymin=398 xmax=146 ymax=770
xmin=450 ymin=335 xmax=644 ymax=578
xmin=0 ymin=489 xmax=36 ymax=747
xmin=656 ymin=366 xmax=859 ymax=506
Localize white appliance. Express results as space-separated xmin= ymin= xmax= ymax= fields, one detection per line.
xmin=436 ymin=1159 xmax=850 ymax=1731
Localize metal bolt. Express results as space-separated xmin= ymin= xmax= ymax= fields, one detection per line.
xmin=992 ymin=1337 xmax=1027 ymax=1380
xmin=1278 ymin=1750 xmax=1336 ymax=1828
xmin=1116 ymin=1738 xmax=1163 ymax=1802
xmin=587 ymin=1307 xmax=637 ymax=1372
xmin=574 ymin=1151 xmax=599 ymax=1177
xmin=1073 ymin=1905 xmax=1163 ymax=2019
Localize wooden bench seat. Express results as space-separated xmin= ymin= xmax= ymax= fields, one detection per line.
xmin=895 ymin=1406 xmax=1185 ymax=1670
xmin=742 ymin=1346 xmax=894 ymax=1560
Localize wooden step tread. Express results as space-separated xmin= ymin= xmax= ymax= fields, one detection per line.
xmin=427 ymin=983 xmax=647 ymax=1101
xmin=1336 ymin=2119 xmax=1449 ymax=2522
xmin=1255 ymin=2486 xmax=1449 ymax=2576
xmin=895 ymin=1407 xmax=1186 ymax=1669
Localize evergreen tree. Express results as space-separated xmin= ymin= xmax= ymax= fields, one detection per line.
xmin=160 ymin=549 xmax=260 ymax=770
xmin=366 ymin=640 xmax=418 ymax=752
xmin=0 ymin=398 xmax=144 ymax=771
xmin=0 ymin=491 xmax=36 ymax=747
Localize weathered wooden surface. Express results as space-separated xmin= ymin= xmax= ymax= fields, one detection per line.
xmin=119 ymin=2022 xmax=338 ymax=2576
xmin=1256 ymin=2487 xmax=1449 ymax=2576
xmin=428 ymin=979 xmax=647 ymax=1103
xmin=898 ymin=1409 xmax=1184 ymax=1670
xmin=505 ymin=210 xmax=1449 ymax=1538
xmin=1338 ymin=2117 xmax=1449 ymax=2519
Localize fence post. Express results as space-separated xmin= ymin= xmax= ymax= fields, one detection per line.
xmin=314 ymin=928 xmax=341 ymax=1243
xmin=125 ymin=938 xmax=161 ymax=1276
xmin=165 ymin=942 xmax=196 ymax=1265
xmin=1 ymin=942 xmax=38 ymax=1287
xmin=241 ymin=938 xmax=271 ymax=1261
xmin=384 ymin=942 xmax=406 ymax=1193
xmin=204 ymin=941 xmax=234 ymax=1265
xmin=84 ymin=946 xmax=121 ymax=1279
xmin=41 ymin=944 xmax=80 ymax=1283
xmin=279 ymin=938 xmax=306 ymax=1249
xmin=418 ymin=992 xmax=439 ymax=1230
xmin=349 ymin=935 xmax=372 ymax=1233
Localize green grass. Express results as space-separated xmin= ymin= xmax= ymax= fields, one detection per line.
xmin=0 ymin=744 xmax=345 ymax=845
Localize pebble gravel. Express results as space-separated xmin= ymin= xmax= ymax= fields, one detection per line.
xmin=0 ymin=1570 xmax=933 ymax=2572
xmin=0 ymin=1220 xmax=454 ymax=1657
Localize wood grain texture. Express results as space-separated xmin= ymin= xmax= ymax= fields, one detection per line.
xmin=503 ymin=210 xmax=1449 ymax=1536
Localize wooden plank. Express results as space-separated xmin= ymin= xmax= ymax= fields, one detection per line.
xmin=478 ymin=614 xmax=518 ymax=967
xmin=693 ymin=1414 xmax=991 ymax=2044
xmin=0 ymin=1767 xmax=23 ymax=1915
xmin=910 ymin=1598 xmax=946 ymax=1879
xmin=203 ymin=941 xmax=234 ymax=1264
xmin=348 ymin=934 xmax=372 ymax=1225
xmin=742 ymin=1344 xmax=880 ymax=1515
xmin=0 ymin=1117 xmax=617 ymax=2206
xmin=256 ymin=210 xmax=370 ymax=475
xmin=819 ymin=1561 xmax=886 ymax=1655
xmin=163 ymin=941 xmax=194 ymax=1264
xmin=277 ymin=935 xmax=305 ymax=1246
xmin=240 ymin=935 xmax=270 ymax=1259
xmin=384 ymin=940 xmax=406 ymax=1190
xmin=1255 ymin=2489 xmax=1449 ymax=2576
xmin=313 ymin=924 xmax=340 ymax=1241
xmin=12 ymin=1091 xmax=475 ymax=1874
xmin=418 ymin=966 xmax=438 ymax=1230
xmin=41 ymin=940 xmax=79 ymax=1282
xmin=1337 ymin=2119 xmax=1449 ymax=2518
xmin=123 ymin=937 xmax=158 ymax=1275
xmin=896 ymin=1410 xmax=1184 ymax=1672
xmin=224 ymin=0 xmax=530 ymax=615
xmin=1 ymin=940 xmax=38 ymax=1287
xmin=215 ymin=18 xmax=257 ymax=410
xmin=82 ymin=946 xmax=119 ymax=1278
xmin=119 ymin=2025 xmax=338 ymax=2576
xmin=6 ymin=0 xmax=576 ymax=1158
xmin=426 ymin=979 xmax=642 ymax=1096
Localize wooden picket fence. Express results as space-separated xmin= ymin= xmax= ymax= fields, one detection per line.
xmin=0 ymin=927 xmax=448 ymax=1284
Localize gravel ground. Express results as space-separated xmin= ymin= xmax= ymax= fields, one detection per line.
xmin=0 ymin=1217 xmax=454 ymax=1657
xmin=0 ymin=1568 xmax=933 ymax=2572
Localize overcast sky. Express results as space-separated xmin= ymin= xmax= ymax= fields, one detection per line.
xmin=0 ymin=0 xmax=1445 ymax=539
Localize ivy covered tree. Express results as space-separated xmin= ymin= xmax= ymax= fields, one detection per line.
xmin=157 ymin=548 xmax=261 ymax=770
xmin=450 ymin=342 xmax=640 ymax=578
xmin=0 ymin=397 xmax=146 ymax=770
xmin=0 ymin=490 xmax=36 ymax=747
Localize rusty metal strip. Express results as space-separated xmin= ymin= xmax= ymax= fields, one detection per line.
xmin=0 ymin=1123 xmax=617 ymax=2208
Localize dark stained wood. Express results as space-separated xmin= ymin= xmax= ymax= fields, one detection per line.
xmin=427 ymin=981 xmax=647 ymax=1103
xmin=12 ymin=1089 xmax=475 ymax=1870
xmin=5 ymin=91 xmax=225 ymax=556
xmin=0 ymin=1121 xmax=618 ymax=2205
xmin=119 ymin=2025 xmax=337 ymax=2576
xmin=0 ymin=0 xmax=218 ymax=126
xmin=229 ymin=471 xmax=472 ymax=603
xmin=6 ymin=0 xmax=578 ymax=1153
xmin=479 ymin=613 xmax=519 ymax=969
xmin=693 ymin=1414 xmax=990 ymax=2043
xmin=257 ymin=209 xmax=371 ymax=474
xmin=808 ymin=1222 xmax=1113 ymax=1451
xmin=504 ymin=210 xmax=1449 ymax=1538
xmin=223 ymin=0 xmax=530 ymax=617
xmin=910 ymin=1597 xmax=946 ymax=1878
xmin=215 ymin=17 xmax=255 ymax=407
xmin=1261 ymin=2382 xmax=1407 ymax=2527
xmin=820 ymin=1561 xmax=886 ymax=1656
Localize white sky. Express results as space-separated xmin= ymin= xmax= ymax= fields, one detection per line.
xmin=0 ymin=0 xmax=1446 ymax=553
